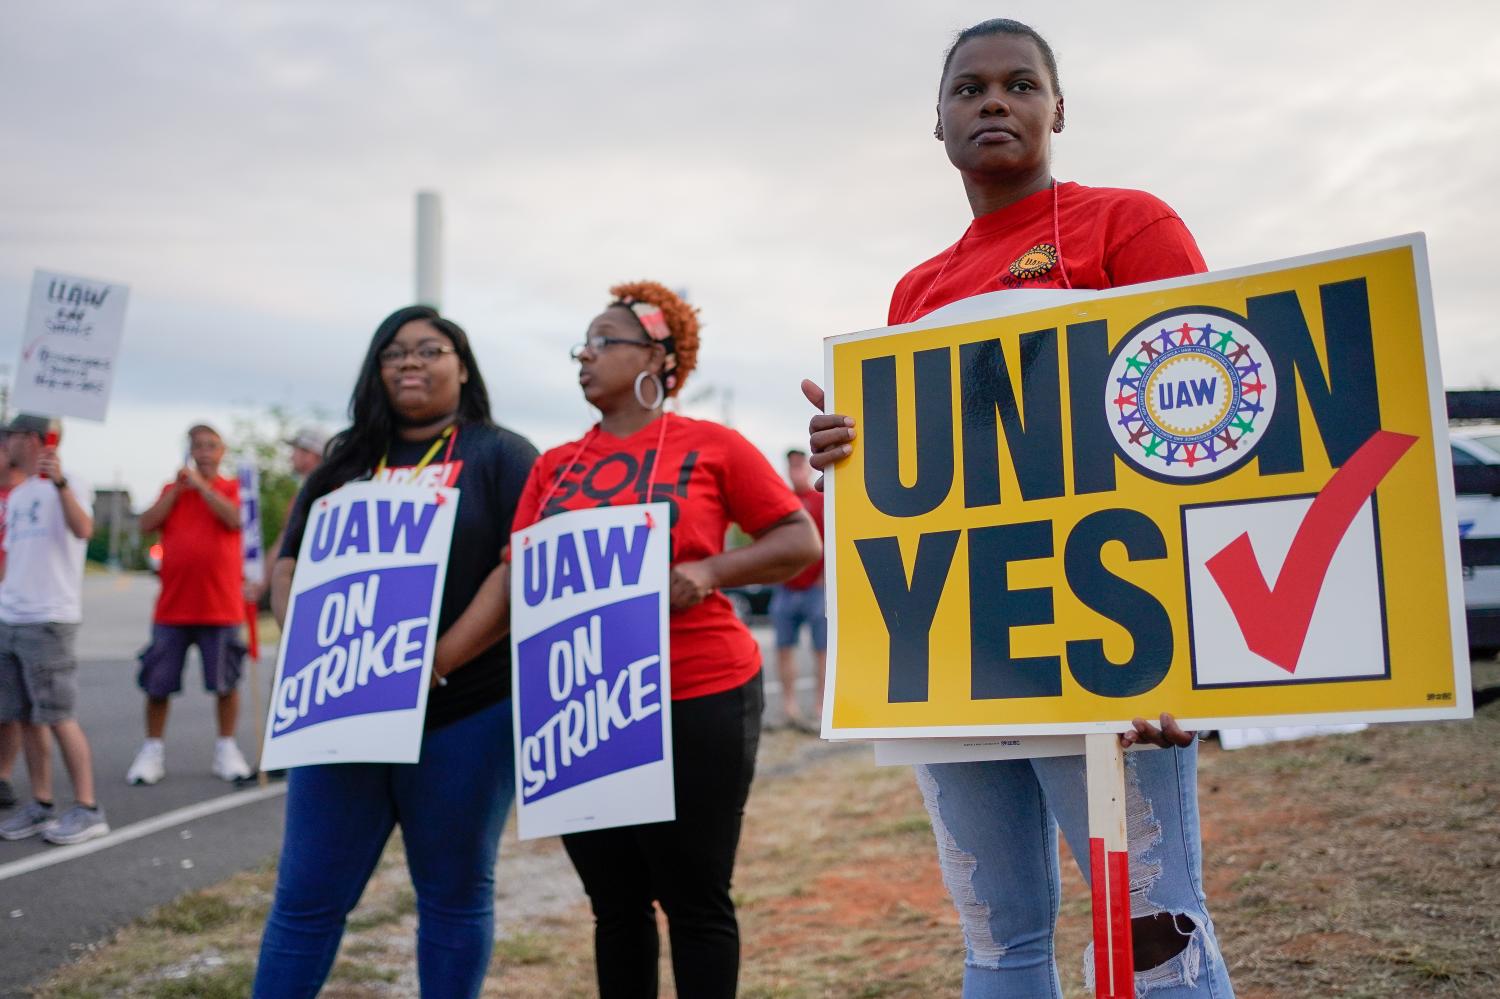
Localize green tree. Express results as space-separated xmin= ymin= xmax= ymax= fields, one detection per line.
xmin=228 ymin=405 xmax=330 ymax=563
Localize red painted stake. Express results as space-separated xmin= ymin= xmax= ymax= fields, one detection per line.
xmin=1086 ymin=734 xmax=1134 ymax=999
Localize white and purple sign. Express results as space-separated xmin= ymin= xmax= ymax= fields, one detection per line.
xmin=511 ymin=502 xmax=673 ymax=840
xmin=238 ymin=460 xmax=264 ymax=587
xmin=259 ymin=481 xmax=457 ymax=769
xmin=14 ymin=268 xmax=130 ymax=422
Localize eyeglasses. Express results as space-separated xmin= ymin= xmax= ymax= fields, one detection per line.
xmin=378 ymin=342 xmax=457 ymax=367
xmin=569 ymin=335 xmax=654 ymax=361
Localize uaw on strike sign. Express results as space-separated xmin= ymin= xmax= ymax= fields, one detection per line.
xmin=823 ymin=235 xmax=1473 ymax=739
xmin=260 ymin=482 xmax=457 ymax=768
xmin=510 ymin=503 xmax=674 ymax=840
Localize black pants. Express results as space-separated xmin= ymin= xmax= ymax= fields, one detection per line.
xmin=562 ymin=673 xmax=763 ymax=998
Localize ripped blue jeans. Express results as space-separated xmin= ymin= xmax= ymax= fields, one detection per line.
xmin=916 ymin=744 xmax=1233 ymax=998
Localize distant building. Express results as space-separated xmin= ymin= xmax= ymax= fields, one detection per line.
xmin=92 ymin=487 xmax=142 ymax=568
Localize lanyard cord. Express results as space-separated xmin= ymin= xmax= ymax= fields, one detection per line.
xmin=535 ymin=412 xmax=672 ymax=513
xmin=375 ymin=423 xmax=456 ymax=479
xmin=910 ymin=178 xmax=1070 ymax=318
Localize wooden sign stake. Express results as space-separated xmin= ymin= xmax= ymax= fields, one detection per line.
xmin=1086 ymin=732 xmax=1133 ymax=998
xmin=245 ymin=600 xmax=268 ymax=788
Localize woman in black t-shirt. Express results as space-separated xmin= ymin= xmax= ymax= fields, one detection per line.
xmin=253 ymin=305 xmax=537 ymax=999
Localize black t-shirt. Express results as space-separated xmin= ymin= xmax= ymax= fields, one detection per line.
xmin=280 ymin=420 xmax=538 ymax=730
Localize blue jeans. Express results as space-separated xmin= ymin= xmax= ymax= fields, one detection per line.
xmin=253 ymin=699 xmax=515 ymax=999
xmin=916 ymin=744 xmax=1233 ymax=998
xmin=769 ymin=584 xmax=826 ymax=651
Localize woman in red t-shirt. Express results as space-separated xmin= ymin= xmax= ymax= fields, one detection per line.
xmin=804 ymin=19 xmax=1234 ymax=999
xmin=512 ymin=281 xmax=820 ymax=997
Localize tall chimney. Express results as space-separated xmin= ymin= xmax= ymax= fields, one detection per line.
xmin=415 ymin=191 xmax=443 ymax=308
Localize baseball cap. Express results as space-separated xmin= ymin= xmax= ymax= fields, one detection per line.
xmin=3 ymin=414 xmax=57 ymax=439
xmin=284 ymin=426 xmax=329 ymax=455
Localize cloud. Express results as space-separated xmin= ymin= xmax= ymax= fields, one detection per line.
xmin=2 ymin=0 xmax=1497 ymax=503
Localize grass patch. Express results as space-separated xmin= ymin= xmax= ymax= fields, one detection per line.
xmin=328 ymin=959 xmax=400 ymax=983
xmin=142 ymin=894 xmax=242 ymax=935
xmin=492 ymin=932 xmax=556 ymax=967
xmin=151 ymin=962 xmax=256 ymax=999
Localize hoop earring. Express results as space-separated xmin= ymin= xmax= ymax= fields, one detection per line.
xmin=633 ymin=370 xmax=665 ymax=410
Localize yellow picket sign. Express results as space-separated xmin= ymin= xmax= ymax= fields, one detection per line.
xmin=822 ymin=235 xmax=1472 ymax=738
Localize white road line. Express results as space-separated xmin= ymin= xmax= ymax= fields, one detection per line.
xmin=0 ymin=783 xmax=288 ymax=883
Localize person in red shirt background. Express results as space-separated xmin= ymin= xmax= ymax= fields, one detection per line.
xmin=768 ymin=448 xmax=826 ymax=732
xmin=511 ymin=281 xmax=821 ymax=998
xmin=127 ymin=423 xmax=251 ymax=786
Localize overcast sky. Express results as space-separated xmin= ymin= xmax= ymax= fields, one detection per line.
xmin=3 ymin=0 xmax=1497 ymax=504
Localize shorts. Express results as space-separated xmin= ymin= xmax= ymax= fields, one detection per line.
xmin=138 ymin=624 xmax=246 ymax=698
xmin=769 ymin=584 xmax=827 ymax=652
xmin=0 ymin=621 xmax=81 ymax=725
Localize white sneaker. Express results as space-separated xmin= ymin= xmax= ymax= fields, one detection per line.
xmin=126 ymin=742 xmax=166 ymax=786
xmin=211 ymin=741 xmax=252 ymax=782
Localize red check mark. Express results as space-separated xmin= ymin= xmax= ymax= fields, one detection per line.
xmin=1204 ymin=429 xmax=1418 ymax=673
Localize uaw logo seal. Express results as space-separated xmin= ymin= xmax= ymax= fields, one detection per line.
xmin=1105 ymin=307 xmax=1276 ymax=481
xmin=1009 ymin=243 xmax=1058 ymax=280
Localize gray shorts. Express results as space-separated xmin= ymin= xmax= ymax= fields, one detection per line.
xmin=0 ymin=621 xmax=80 ymax=725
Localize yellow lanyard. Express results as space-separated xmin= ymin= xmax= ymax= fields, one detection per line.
xmin=375 ymin=425 xmax=454 ymax=478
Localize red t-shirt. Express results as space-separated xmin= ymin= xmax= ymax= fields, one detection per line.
xmin=784 ymin=489 xmax=824 ymax=591
xmin=512 ymin=414 xmax=803 ymax=701
xmin=154 ymin=476 xmax=243 ymax=626
xmin=888 ymin=182 xmax=1207 ymax=326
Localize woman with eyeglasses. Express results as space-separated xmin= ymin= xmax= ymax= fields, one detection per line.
xmin=253 ymin=305 xmax=538 ymax=999
xmin=803 ymin=18 xmax=1234 ymax=999
xmin=510 ymin=281 xmax=821 ymax=998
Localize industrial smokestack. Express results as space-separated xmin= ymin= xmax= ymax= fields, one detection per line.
xmin=415 ymin=191 xmax=443 ymax=308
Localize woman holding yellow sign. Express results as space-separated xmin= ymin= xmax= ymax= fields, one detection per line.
xmin=806 ymin=19 xmax=1235 ymax=999
xmin=512 ymin=281 xmax=821 ymax=998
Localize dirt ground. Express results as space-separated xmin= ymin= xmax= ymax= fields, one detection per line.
xmin=31 ymin=662 xmax=1500 ymax=998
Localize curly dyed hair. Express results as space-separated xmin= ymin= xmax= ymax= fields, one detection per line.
xmin=609 ymin=280 xmax=700 ymax=397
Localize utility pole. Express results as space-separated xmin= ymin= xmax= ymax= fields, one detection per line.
xmin=415 ymin=191 xmax=443 ymax=309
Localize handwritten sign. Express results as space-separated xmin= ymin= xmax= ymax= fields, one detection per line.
xmin=822 ymin=235 xmax=1471 ymax=739
xmin=510 ymin=502 xmax=673 ymax=840
xmin=259 ymin=481 xmax=456 ymax=769
xmin=14 ymin=269 xmax=130 ymax=421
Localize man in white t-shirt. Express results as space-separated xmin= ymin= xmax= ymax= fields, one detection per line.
xmin=0 ymin=415 xmax=108 ymax=846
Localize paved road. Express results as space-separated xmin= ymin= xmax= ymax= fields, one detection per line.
xmin=0 ymin=572 xmax=824 ymax=996
xmin=0 ymin=572 xmax=287 ymax=998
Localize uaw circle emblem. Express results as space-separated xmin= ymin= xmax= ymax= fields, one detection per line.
xmin=1105 ymin=308 xmax=1276 ymax=481
xmin=1009 ymin=243 xmax=1057 ymax=280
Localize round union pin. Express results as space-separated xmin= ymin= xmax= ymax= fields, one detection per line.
xmin=1105 ymin=308 xmax=1277 ymax=481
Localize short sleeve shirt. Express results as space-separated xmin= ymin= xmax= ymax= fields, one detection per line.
xmin=154 ymin=475 xmax=244 ymax=626
xmin=511 ymin=414 xmax=803 ymax=700
xmin=0 ymin=473 xmax=92 ymax=625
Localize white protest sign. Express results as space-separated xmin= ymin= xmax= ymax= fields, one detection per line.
xmin=14 ymin=269 xmax=130 ymax=421
xmin=238 ymin=461 xmax=265 ymax=587
xmin=510 ymin=502 xmax=674 ymax=840
xmin=260 ymin=481 xmax=457 ymax=769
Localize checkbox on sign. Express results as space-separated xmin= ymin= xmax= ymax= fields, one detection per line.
xmin=1181 ymin=494 xmax=1391 ymax=687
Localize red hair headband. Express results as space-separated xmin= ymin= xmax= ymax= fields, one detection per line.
xmin=617 ymin=298 xmax=679 ymax=391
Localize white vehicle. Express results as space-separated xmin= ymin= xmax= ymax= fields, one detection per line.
xmin=1448 ymin=426 xmax=1500 ymax=656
